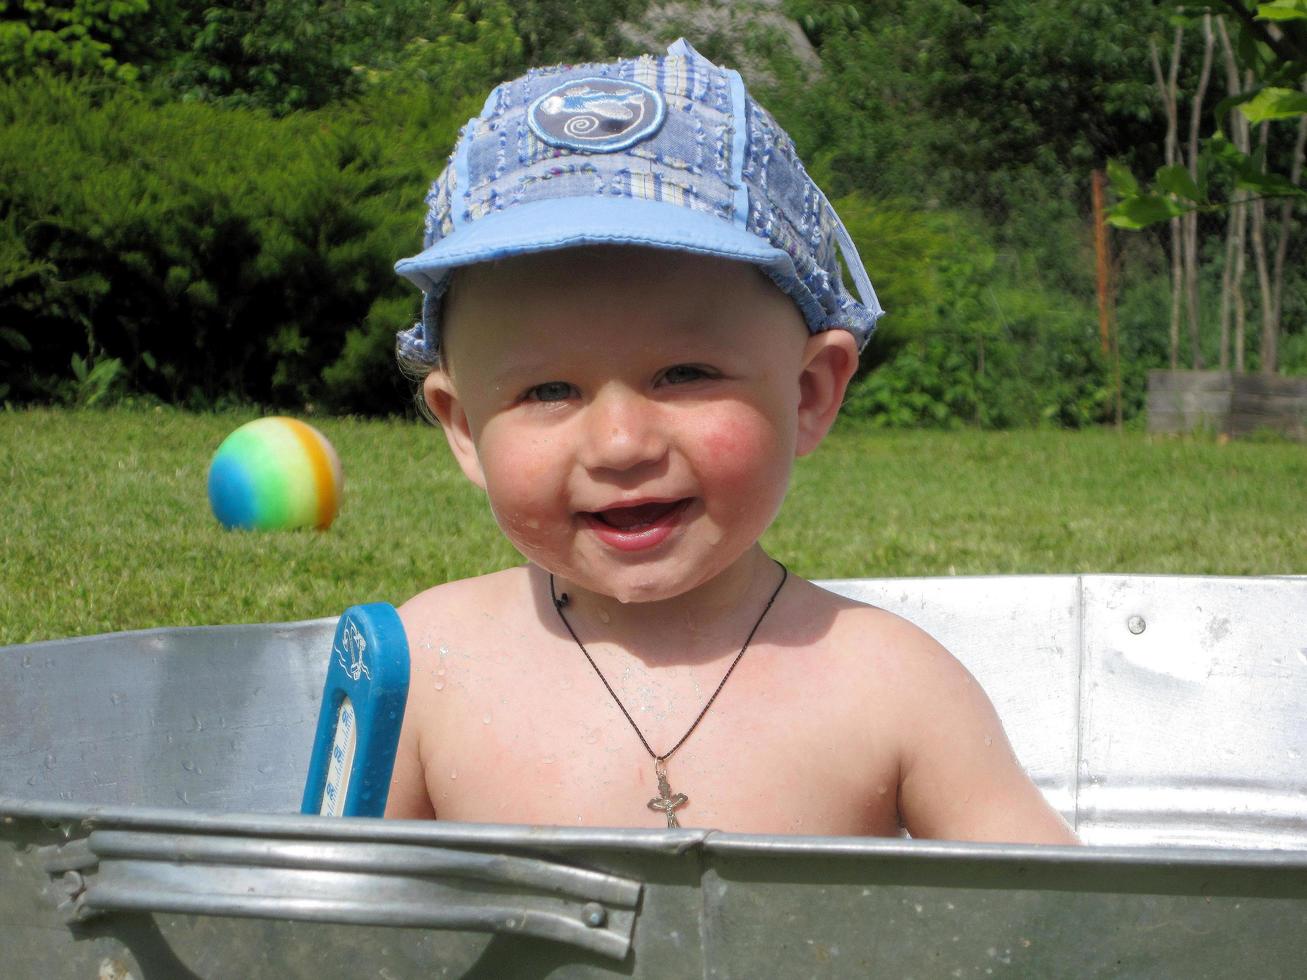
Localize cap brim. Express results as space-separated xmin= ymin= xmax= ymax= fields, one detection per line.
xmin=394 ymin=196 xmax=797 ymax=293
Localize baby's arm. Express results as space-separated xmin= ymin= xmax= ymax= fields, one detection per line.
xmin=384 ymin=703 xmax=436 ymax=819
xmin=891 ymin=623 xmax=1080 ymax=844
xmin=383 ymin=602 xmax=437 ymax=819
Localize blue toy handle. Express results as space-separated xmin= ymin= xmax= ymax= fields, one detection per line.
xmin=301 ymin=603 xmax=410 ymax=817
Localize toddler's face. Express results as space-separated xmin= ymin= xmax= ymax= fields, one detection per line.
xmin=427 ymin=246 xmax=839 ymax=604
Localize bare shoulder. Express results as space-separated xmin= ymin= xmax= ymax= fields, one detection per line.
xmin=399 ymin=564 xmax=530 ymax=626
xmin=789 ymin=577 xmax=961 ymax=685
xmin=790 ymin=578 xmax=1079 ymax=845
xmin=385 ymin=566 xmax=536 ymax=820
xmin=773 ymin=577 xmax=971 ymax=739
xmin=397 ymin=559 xmax=520 ymax=621
xmin=398 ymin=566 xmax=532 ymax=663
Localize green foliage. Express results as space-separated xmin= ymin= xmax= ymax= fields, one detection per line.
xmin=0 ymin=0 xmax=148 ymax=82
xmin=1257 ymin=0 xmax=1307 ymax=22
xmin=1110 ymin=0 xmax=1307 ymax=229
xmin=69 ymin=352 xmax=128 ymax=406
xmin=349 ymin=0 xmax=522 ymax=97
xmin=1240 ymin=85 xmax=1307 ymax=120
xmin=0 ymin=73 xmax=474 ymax=411
xmin=512 ymin=0 xmax=651 ymax=63
xmin=1109 ymin=127 xmax=1307 ymax=229
xmin=844 ymin=293 xmax=1118 ymax=430
xmin=1 ymin=0 xmax=1299 ymax=426
xmin=834 ymin=196 xmax=997 ymax=348
xmin=161 ymin=0 xmax=360 ymax=113
xmin=783 ymin=0 xmax=1163 ymax=215
xmin=836 ymin=193 xmax=1124 ymax=430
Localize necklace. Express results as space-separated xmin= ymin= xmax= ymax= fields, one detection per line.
xmin=548 ymin=561 xmax=788 ymax=828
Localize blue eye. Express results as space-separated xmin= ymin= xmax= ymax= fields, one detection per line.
xmin=661 ymin=365 xmax=713 ymax=385
xmin=527 ymin=381 xmax=576 ymax=402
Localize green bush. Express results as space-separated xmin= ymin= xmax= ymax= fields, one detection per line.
xmin=835 ymin=194 xmax=1123 ymax=429
xmin=0 ymin=0 xmax=148 ymax=82
xmin=0 ymin=74 xmax=473 ymax=411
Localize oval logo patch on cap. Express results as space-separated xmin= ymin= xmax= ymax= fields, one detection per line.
xmin=528 ymin=77 xmax=666 ymax=152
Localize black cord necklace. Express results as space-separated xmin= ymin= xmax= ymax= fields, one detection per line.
xmin=549 ymin=560 xmax=788 ymax=828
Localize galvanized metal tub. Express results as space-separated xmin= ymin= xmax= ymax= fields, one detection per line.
xmin=3 ymin=575 xmax=1305 ymax=977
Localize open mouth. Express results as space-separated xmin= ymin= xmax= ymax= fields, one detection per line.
xmin=589 ymin=500 xmax=687 ymax=530
xmin=582 ymin=499 xmax=690 ymax=551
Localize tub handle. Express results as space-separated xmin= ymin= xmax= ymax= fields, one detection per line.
xmin=41 ymin=829 xmax=641 ymax=961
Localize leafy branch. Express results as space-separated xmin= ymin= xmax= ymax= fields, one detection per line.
xmin=1109 ymin=1 xmax=1306 ymax=229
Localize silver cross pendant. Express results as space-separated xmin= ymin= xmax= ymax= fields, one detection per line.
xmin=647 ymin=757 xmax=688 ymax=828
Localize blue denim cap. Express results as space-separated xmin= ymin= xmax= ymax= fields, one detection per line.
xmin=394 ymin=38 xmax=883 ymax=364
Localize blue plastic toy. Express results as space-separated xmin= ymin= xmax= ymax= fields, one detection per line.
xmin=302 ymin=603 xmax=410 ymax=817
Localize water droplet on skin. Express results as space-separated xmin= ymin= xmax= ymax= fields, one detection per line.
xmin=542 ymin=755 xmax=556 ymax=765
xmin=433 ymin=679 xmax=445 ymax=691
xmin=482 ymin=714 xmax=492 ymax=725
xmin=984 ymin=735 xmax=994 ymax=746
xmin=597 ymin=609 xmax=610 ymax=624
xmin=876 ymin=784 xmax=888 ymax=796
xmin=449 ymin=771 xmax=458 ymax=780
xmin=584 ymin=729 xmax=599 ymax=745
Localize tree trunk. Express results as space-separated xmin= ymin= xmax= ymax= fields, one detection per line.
xmin=1232 ymin=77 xmax=1252 ymax=373
xmin=1270 ymin=88 xmax=1306 ymax=331
xmin=1183 ymin=14 xmax=1215 ymax=370
xmin=1151 ymin=31 xmax=1184 ymax=370
xmin=1215 ymin=17 xmax=1241 ymax=371
xmin=1250 ymin=121 xmax=1277 ymax=375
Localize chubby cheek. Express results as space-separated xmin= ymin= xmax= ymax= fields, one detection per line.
xmin=694 ymin=405 xmax=794 ymax=509
xmin=477 ymin=438 xmax=568 ymax=555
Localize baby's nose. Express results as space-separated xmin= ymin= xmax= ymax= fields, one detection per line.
xmin=581 ymin=386 xmax=667 ymax=472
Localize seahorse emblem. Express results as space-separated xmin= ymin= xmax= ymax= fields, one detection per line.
xmin=542 ymin=85 xmax=644 ymax=123
xmin=529 ymin=77 xmax=666 ymax=152
xmin=336 ymin=617 xmax=371 ymax=682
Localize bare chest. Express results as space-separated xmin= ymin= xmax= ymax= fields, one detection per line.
xmin=411 ymin=645 xmax=902 ymax=836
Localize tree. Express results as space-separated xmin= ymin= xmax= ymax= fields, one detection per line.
xmin=1111 ymin=1 xmax=1307 ymax=374
xmin=0 ymin=0 xmax=149 ymax=81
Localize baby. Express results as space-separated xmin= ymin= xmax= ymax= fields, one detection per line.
xmin=384 ymin=40 xmax=1077 ymax=844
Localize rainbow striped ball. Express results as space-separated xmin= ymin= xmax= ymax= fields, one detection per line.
xmin=208 ymin=417 xmax=343 ymax=531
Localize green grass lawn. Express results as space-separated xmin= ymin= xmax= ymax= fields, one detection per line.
xmin=1 ymin=406 xmax=1303 ymax=645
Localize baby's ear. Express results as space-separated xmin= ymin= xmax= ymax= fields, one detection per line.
xmin=795 ymin=329 xmax=859 ymax=457
xmin=424 ymin=370 xmax=487 ymax=489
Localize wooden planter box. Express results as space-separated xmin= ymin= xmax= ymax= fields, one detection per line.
xmin=1147 ymin=369 xmax=1307 ymax=440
